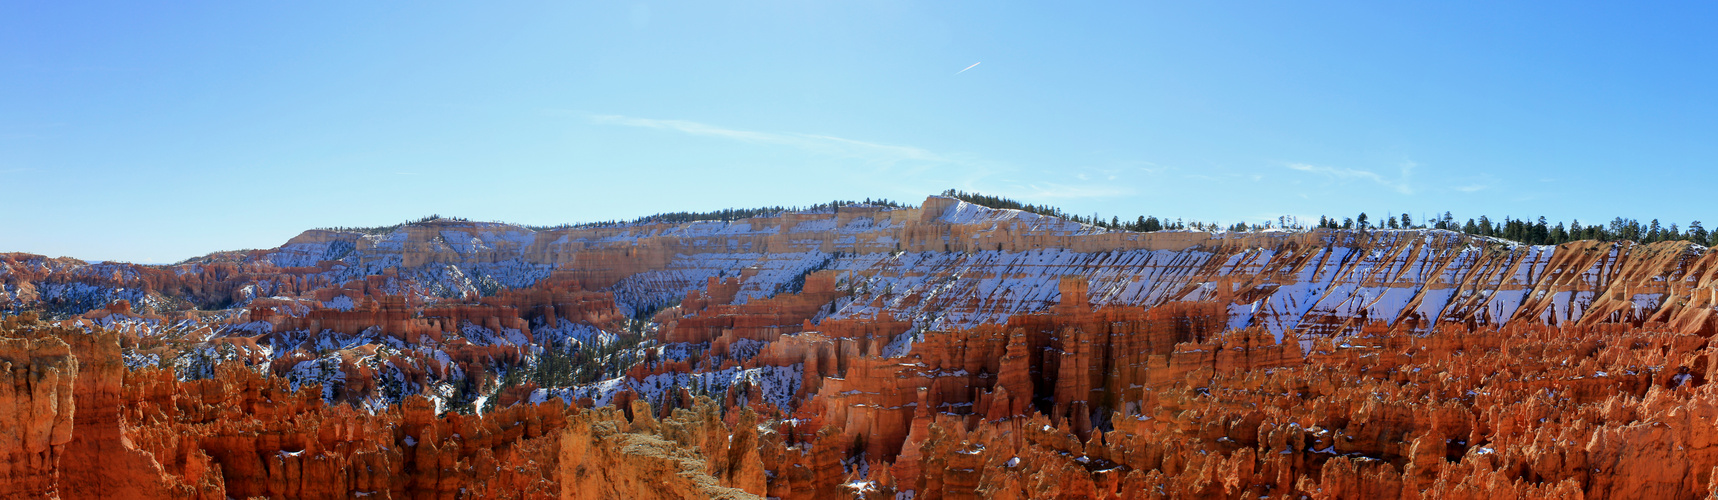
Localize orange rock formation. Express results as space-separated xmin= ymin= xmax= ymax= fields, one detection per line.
xmin=7 ymin=197 xmax=1718 ymax=498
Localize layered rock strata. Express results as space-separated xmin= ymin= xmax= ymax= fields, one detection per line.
xmin=0 ymin=327 xmax=75 ymax=499
xmin=2 ymin=197 xmax=1718 ymax=498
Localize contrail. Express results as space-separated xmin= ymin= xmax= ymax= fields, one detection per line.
xmin=955 ymin=62 xmax=981 ymax=75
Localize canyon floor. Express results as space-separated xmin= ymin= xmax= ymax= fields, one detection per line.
xmin=5 ymin=195 xmax=1718 ymax=499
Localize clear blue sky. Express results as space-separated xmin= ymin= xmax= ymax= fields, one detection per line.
xmin=4 ymin=2 xmax=1716 ymax=263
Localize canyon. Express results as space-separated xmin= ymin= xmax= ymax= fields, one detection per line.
xmin=5 ymin=195 xmax=1718 ymax=498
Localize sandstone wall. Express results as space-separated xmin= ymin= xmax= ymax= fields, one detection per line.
xmin=0 ymin=331 xmax=75 ymax=499
xmin=9 ymin=197 xmax=1718 ymax=498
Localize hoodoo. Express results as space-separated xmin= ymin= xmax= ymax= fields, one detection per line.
xmin=4 ymin=196 xmax=1718 ymax=498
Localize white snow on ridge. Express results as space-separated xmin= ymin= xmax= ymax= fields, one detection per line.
xmin=554 ymin=364 xmax=804 ymax=411
xmin=935 ymin=199 xmax=1099 ymax=235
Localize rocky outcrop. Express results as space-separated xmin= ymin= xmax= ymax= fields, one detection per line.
xmin=12 ymin=197 xmax=1718 ymax=498
xmin=119 ymin=369 xmax=567 ymax=499
xmin=58 ymin=318 xmax=219 ymax=500
xmin=863 ymin=318 xmax=1718 ymax=499
xmin=0 ymin=314 xmax=571 ymax=499
xmin=0 ymin=319 xmax=76 ymax=499
xmin=559 ymin=398 xmax=764 ymax=499
xmin=661 ymin=270 xmax=844 ymax=345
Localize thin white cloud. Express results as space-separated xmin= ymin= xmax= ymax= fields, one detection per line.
xmin=1017 ymin=182 xmax=1133 ymax=200
xmin=1285 ymin=161 xmax=1415 ymax=194
xmin=589 ymin=115 xmax=949 ymax=165
xmin=1455 ymin=184 xmax=1489 ymax=193
xmin=799 ymin=133 xmax=948 ymax=163
xmin=956 ymin=62 xmax=981 ymax=75
xmin=591 ymin=115 xmax=780 ymax=142
xmin=589 ymin=114 xmax=1143 ymax=202
xmin=1181 ymin=170 xmax=1258 ymax=183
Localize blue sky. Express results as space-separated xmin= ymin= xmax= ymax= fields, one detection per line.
xmin=3 ymin=2 xmax=1716 ymax=263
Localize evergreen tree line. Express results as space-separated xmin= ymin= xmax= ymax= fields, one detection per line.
xmin=942 ymin=189 xmax=1293 ymax=233
xmin=320 ymin=214 xmax=473 ymax=235
xmin=1314 ymin=212 xmax=1714 ymax=246
xmin=317 ymin=200 xmax=911 ymax=235
xmin=526 ymin=198 xmax=909 ymax=230
xmin=946 ymin=189 xmax=1712 ymax=247
xmin=531 ymin=330 xmax=655 ymax=389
